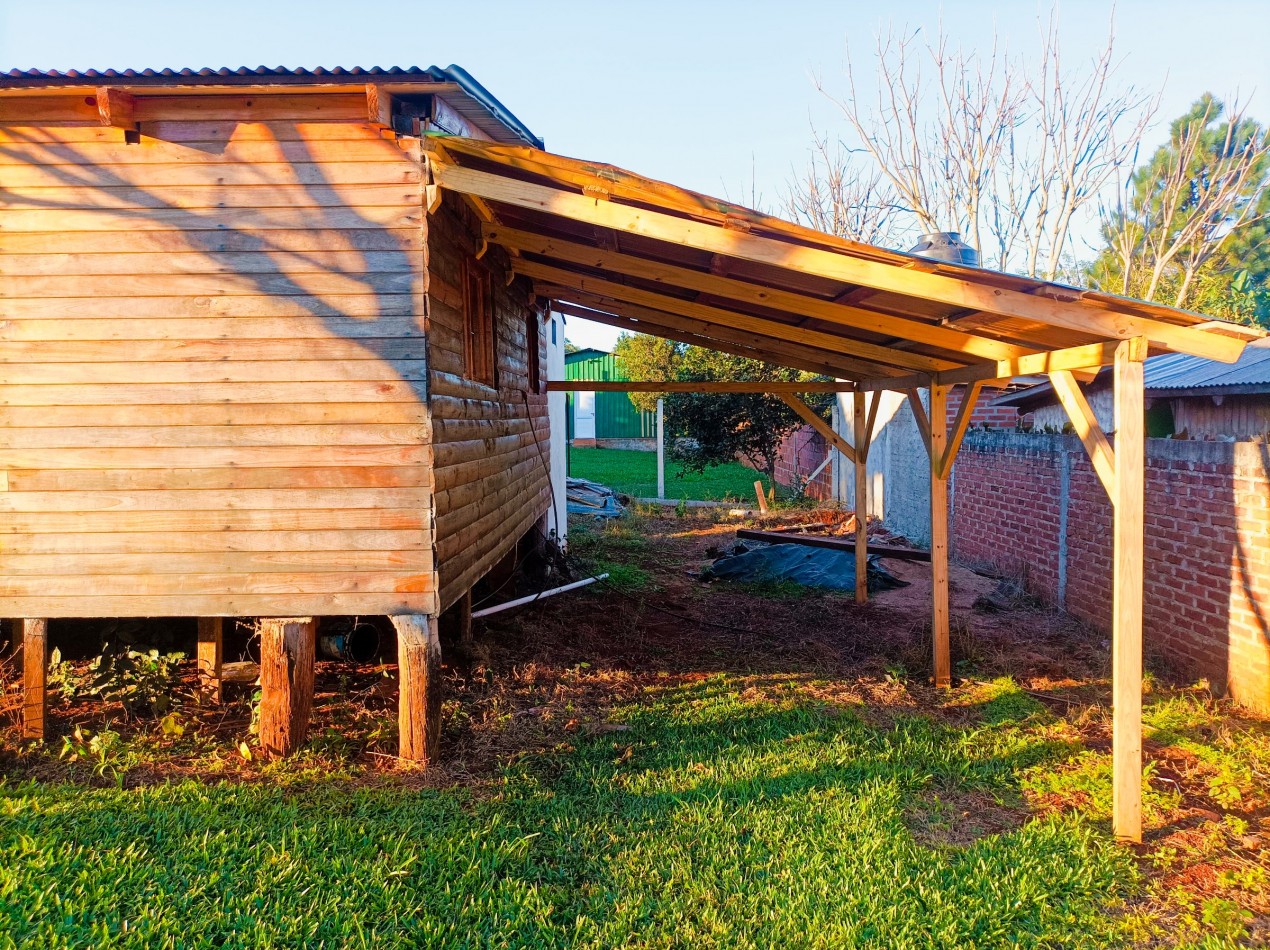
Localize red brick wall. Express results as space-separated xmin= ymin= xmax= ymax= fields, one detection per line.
xmin=772 ymin=426 xmax=834 ymax=499
xmin=952 ymin=432 xmax=1270 ymax=712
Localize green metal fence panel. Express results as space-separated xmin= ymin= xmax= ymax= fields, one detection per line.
xmin=565 ymin=350 xmax=656 ymax=440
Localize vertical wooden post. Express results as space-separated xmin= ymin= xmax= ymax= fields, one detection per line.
xmin=392 ymin=615 xmax=442 ymax=763
xmin=929 ymin=385 xmax=952 ymax=688
xmin=656 ymin=398 xmax=666 ymax=500
xmin=22 ymin=619 xmax=48 ymax=741
xmin=458 ymin=590 xmax=474 ymax=651
xmin=853 ymin=390 xmax=870 ymax=604
xmin=197 ymin=617 xmax=223 ymax=703
xmin=258 ymin=617 xmax=316 ymax=757
xmin=1112 ymin=340 xmax=1146 ymax=843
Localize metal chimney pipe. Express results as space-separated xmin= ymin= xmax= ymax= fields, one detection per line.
xmin=908 ymin=231 xmax=979 ymax=267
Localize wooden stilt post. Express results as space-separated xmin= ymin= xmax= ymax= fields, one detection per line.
xmin=258 ymin=617 xmax=316 ymax=757
xmin=1112 ymin=340 xmax=1146 ymax=843
xmin=22 ymin=619 xmax=48 ymax=741
xmin=197 ymin=617 xmax=223 ymax=703
xmin=929 ymin=385 xmax=952 ymax=688
xmin=853 ymin=391 xmax=869 ymax=604
xmin=459 ymin=590 xmax=474 ymax=651
xmin=392 ymin=615 xmax=442 ymax=763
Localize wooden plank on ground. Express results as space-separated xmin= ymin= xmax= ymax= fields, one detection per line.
xmin=734 ymin=528 xmax=930 ymax=561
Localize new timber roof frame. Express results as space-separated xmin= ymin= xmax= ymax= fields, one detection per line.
xmin=425 ymin=134 xmax=1263 ymax=846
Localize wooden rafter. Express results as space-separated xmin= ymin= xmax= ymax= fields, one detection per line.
xmin=537 ymin=283 xmax=894 ymax=379
xmin=487 ymin=224 xmax=1031 ymax=363
xmin=522 ymin=261 xmax=946 ymax=375
xmin=545 ymin=381 xmax=855 ymax=393
xmin=94 ymin=87 xmax=136 ymax=130
xmin=429 ymin=158 xmax=1246 ymax=363
xmin=550 ymin=301 xmax=860 ymax=380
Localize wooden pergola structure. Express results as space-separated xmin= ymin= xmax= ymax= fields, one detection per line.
xmin=423 ymin=136 xmax=1260 ymax=843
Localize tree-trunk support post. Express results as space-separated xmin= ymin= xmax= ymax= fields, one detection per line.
xmin=1112 ymin=341 xmax=1146 ymax=843
xmin=392 ymin=615 xmax=442 ymax=764
xmin=1047 ymin=337 xmax=1147 ymax=842
xmin=22 ymin=619 xmax=48 ymax=741
xmin=258 ymin=617 xmax=316 ymax=757
xmin=197 ymin=617 xmax=223 ymax=703
xmin=853 ymin=391 xmax=870 ymax=604
xmin=928 ymin=385 xmax=952 ymax=688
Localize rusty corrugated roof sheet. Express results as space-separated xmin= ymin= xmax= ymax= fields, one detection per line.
xmin=0 ymin=64 xmax=543 ymax=148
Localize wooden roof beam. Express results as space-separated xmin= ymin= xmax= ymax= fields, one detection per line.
xmin=94 ymin=87 xmax=136 ymax=130
xmin=547 ymin=287 xmax=885 ymax=378
xmin=485 ymin=224 xmax=1031 ymax=363
xmin=551 ymin=301 xmax=860 ymax=380
xmin=937 ymin=338 xmax=1143 ymax=386
xmin=545 ymin=381 xmax=855 ymax=393
xmin=516 ymin=260 xmax=954 ymax=375
xmin=429 ymin=158 xmax=1246 ymax=363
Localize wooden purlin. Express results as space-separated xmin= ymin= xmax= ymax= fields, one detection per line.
xmin=542 ymin=288 xmax=886 ymax=380
xmin=485 ymin=224 xmax=1032 ymax=364
xmin=427 ymin=153 xmax=1249 ymax=364
xmin=519 ymin=260 xmax=947 ymax=374
xmin=551 ymin=302 xmax=857 ymax=380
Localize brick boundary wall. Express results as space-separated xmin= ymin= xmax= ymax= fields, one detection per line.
xmin=952 ymin=431 xmax=1270 ymax=712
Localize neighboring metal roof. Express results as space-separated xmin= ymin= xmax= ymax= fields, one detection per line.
xmin=994 ymin=337 xmax=1270 ymax=409
xmin=0 ymin=64 xmax=543 ymax=148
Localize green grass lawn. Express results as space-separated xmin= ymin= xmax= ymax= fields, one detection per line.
xmin=570 ymin=446 xmax=773 ymax=502
xmin=2 ymin=514 xmax=1266 ymax=947
xmin=0 ymin=681 xmax=1151 ymax=948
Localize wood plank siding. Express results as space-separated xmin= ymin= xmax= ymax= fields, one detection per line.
xmin=425 ymin=195 xmax=550 ymax=611
xmin=0 ymin=93 xmax=439 ymax=617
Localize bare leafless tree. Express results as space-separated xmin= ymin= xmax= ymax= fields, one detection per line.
xmin=1099 ymin=95 xmax=1270 ymax=309
xmin=789 ymin=10 xmax=1159 ymax=280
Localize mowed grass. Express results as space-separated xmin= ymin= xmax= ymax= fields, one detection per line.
xmin=1 ymin=679 xmax=1149 ymax=949
xmin=569 ymin=446 xmax=773 ymax=502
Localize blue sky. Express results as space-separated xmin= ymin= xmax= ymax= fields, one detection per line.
xmin=3 ymin=0 xmax=1267 ymax=349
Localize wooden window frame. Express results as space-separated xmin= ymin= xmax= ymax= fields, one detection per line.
xmin=462 ymin=255 xmax=496 ymax=387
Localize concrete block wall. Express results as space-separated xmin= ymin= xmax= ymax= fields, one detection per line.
xmin=953 ymin=431 xmax=1270 ymax=712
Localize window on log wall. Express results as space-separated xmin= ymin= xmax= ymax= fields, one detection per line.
xmin=462 ymin=255 xmax=495 ymax=387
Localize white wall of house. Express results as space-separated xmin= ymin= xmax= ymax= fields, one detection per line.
xmin=546 ymin=311 xmax=569 ymax=548
xmin=834 ymin=390 xmax=934 ymax=547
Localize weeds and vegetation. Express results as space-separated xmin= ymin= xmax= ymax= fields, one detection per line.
xmin=1 ymin=512 xmax=1267 ymax=947
xmin=569 ymin=445 xmax=774 ymax=502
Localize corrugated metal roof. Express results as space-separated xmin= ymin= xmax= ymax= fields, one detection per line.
xmin=0 ymin=64 xmax=543 ymax=148
xmin=1142 ymin=337 xmax=1270 ymax=393
xmin=994 ymin=337 xmax=1270 ymax=409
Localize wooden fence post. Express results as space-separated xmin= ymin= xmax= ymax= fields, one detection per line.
xmin=392 ymin=615 xmax=442 ymax=763
xmin=853 ymin=391 xmax=869 ymax=604
xmin=258 ymin=617 xmax=316 ymax=757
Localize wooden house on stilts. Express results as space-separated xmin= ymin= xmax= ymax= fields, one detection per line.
xmin=1 ymin=65 xmax=1259 ymax=843
xmin=0 ymin=66 xmax=552 ymax=761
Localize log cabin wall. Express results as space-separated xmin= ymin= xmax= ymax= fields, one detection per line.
xmin=425 ymin=193 xmax=550 ymax=611
xmin=0 ymin=92 xmax=438 ymax=617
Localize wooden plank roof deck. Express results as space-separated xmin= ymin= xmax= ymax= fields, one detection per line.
xmin=425 ymin=135 xmax=1261 ymax=386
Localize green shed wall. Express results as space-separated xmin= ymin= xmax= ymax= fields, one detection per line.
xmin=565 ymin=352 xmax=657 ymax=440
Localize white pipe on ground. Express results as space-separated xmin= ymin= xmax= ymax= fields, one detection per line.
xmin=470 ymin=573 xmax=610 ymax=619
